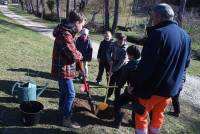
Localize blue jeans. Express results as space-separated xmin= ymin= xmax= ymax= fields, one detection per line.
xmin=58 ymin=79 xmax=75 ymax=118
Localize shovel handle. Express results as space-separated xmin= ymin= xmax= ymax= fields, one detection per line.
xmin=103 ymin=74 xmax=111 ymax=103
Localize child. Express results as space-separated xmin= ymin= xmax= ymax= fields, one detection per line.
xmin=96 ymin=31 xmax=113 ymax=84
xmin=113 ymin=45 xmax=141 ymax=128
xmin=107 ymin=32 xmax=128 ymax=100
xmin=76 ymin=28 xmax=93 ymax=79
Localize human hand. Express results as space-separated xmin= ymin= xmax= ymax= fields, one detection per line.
xmin=127 ymin=85 xmax=134 ymax=95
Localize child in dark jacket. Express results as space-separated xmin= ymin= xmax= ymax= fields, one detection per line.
xmin=113 ymin=45 xmax=141 ymax=128
xmin=107 ymin=33 xmax=128 ymax=100
xmin=76 ymin=28 xmax=93 ymax=78
xmin=96 ymin=31 xmax=113 ymax=84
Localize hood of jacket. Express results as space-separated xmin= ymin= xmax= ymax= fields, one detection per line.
xmin=53 ymin=21 xmax=76 ymax=38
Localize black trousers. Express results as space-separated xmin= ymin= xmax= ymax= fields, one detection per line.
xmin=107 ymin=70 xmax=122 ymax=100
xmin=96 ymin=61 xmax=110 ymax=82
xmin=114 ymin=91 xmax=135 ymax=127
xmin=172 ymin=89 xmax=181 ymax=114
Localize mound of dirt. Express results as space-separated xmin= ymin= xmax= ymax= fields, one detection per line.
xmin=72 ymin=98 xmax=133 ymax=128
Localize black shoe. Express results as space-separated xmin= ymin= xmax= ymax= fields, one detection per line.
xmin=167 ymin=111 xmax=180 ymax=117
xmin=95 ymin=81 xmax=100 ymax=85
xmin=113 ymin=112 xmax=124 ymax=129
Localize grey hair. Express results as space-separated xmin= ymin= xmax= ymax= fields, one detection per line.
xmin=152 ymin=3 xmax=175 ymax=20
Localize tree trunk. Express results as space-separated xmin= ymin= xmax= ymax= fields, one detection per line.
xmin=177 ymin=0 xmax=187 ymax=27
xmin=74 ymin=0 xmax=76 ymax=10
xmin=111 ymin=0 xmax=119 ymax=34
xmin=36 ymin=0 xmax=39 ymax=15
xmin=104 ymin=0 xmax=109 ymax=31
xmin=66 ymin=0 xmax=70 ymax=19
xmin=41 ymin=0 xmax=45 ymax=19
xmin=24 ymin=0 xmax=29 ymax=12
xmin=91 ymin=10 xmax=100 ymax=23
xmin=19 ymin=0 xmax=24 ymax=10
xmin=30 ymin=0 xmax=35 ymax=14
xmin=56 ymin=0 xmax=60 ymax=19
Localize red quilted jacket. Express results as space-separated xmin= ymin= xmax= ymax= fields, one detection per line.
xmin=51 ymin=23 xmax=82 ymax=80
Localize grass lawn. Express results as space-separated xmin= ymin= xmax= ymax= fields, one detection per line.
xmin=0 ymin=6 xmax=200 ymax=134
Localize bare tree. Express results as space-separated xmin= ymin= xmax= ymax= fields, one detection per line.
xmin=36 ymin=0 xmax=39 ymax=15
xmin=74 ymin=0 xmax=76 ymax=10
xmin=56 ymin=0 xmax=60 ymax=19
xmin=19 ymin=0 xmax=24 ymax=10
xmin=104 ymin=0 xmax=109 ymax=31
xmin=40 ymin=0 xmax=45 ymax=19
xmin=66 ymin=0 xmax=70 ymax=18
xmin=30 ymin=0 xmax=35 ymax=14
xmin=91 ymin=9 xmax=101 ymax=23
xmin=177 ymin=0 xmax=187 ymax=27
xmin=24 ymin=0 xmax=30 ymax=12
xmin=79 ymin=0 xmax=86 ymax=12
xmin=112 ymin=0 xmax=119 ymax=33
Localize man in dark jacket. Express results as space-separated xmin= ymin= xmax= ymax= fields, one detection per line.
xmin=96 ymin=31 xmax=113 ymax=84
xmin=129 ymin=3 xmax=192 ymax=134
xmin=51 ymin=11 xmax=86 ymax=128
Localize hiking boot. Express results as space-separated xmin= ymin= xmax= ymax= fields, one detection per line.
xmin=112 ymin=112 xmax=124 ymax=129
xmin=62 ymin=117 xmax=81 ymax=128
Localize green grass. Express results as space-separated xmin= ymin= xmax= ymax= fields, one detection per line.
xmin=188 ymin=60 xmax=200 ymax=76
xmin=0 ymin=7 xmax=200 ymax=134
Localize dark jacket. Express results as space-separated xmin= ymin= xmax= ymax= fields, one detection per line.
xmin=76 ymin=37 xmax=93 ymax=61
xmin=97 ymin=39 xmax=113 ymax=61
xmin=131 ymin=20 xmax=191 ymax=99
xmin=51 ymin=23 xmax=82 ymax=80
xmin=107 ymin=42 xmax=128 ymax=73
xmin=118 ymin=59 xmax=139 ymax=89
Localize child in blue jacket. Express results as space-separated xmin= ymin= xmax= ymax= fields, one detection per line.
xmin=76 ymin=28 xmax=93 ymax=78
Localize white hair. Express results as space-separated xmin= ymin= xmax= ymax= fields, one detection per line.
xmin=81 ymin=28 xmax=89 ymax=35
xmin=152 ymin=3 xmax=175 ymax=20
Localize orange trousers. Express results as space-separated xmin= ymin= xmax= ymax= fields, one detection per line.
xmin=135 ymin=95 xmax=171 ymax=134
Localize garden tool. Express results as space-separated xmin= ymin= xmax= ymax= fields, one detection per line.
xmin=78 ymin=60 xmax=95 ymax=114
xmin=98 ymin=73 xmax=111 ymax=111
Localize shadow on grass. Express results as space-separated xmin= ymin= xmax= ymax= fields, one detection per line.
xmin=0 ymin=80 xmax=17 ymax=96
xmin=7 ymin=68 xmax=52 ymax=80
xmin=0 ymin=127 xmax=78 ymax=134
xmin=0 ymin=97 xmax=17 ymax=103
xmin=0 ymin=105 xmax=22 ymax=127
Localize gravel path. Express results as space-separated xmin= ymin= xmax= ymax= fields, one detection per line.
xmin=0 ymin=5 xmax=99 ymax=59
xmin=181 ymin=75 xmax=200 ymax=108
xmin=0 ymin=5 xmax=200 ymax=108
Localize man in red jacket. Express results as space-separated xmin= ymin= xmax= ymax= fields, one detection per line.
xmin=51 ymin=11 xmax=86 ymax=128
